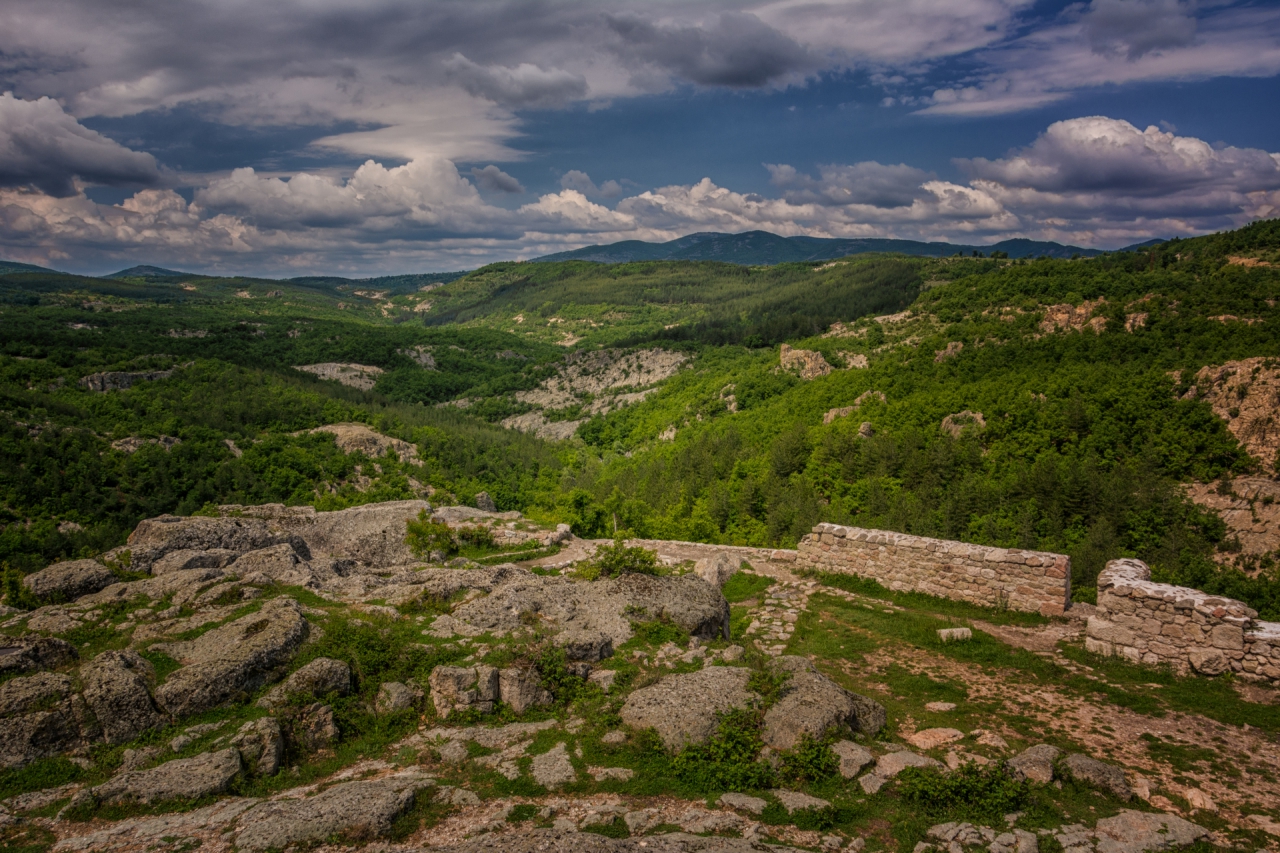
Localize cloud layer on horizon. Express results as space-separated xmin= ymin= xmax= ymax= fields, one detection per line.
xmin=3 ymin=109 xmax=1277 ymax=275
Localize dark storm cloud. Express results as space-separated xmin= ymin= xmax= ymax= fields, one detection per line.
xmin=767 ymin=162 xmax=935 ymax=208
xmin=445 ymin=55 xmax=588 ymax=109
xmin=1082 ymin=0 xmax=1198 ymax=60
xmin=470 ymin=164 xmax=524 ymax=193
xmin=0 ymin=93 xmax=160 ymax=197
xmin=605 ymin=12 xmax=815 ymax=88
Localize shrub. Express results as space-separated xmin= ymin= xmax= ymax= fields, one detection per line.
xmin=779 ymin=734 xmax=838 ymax=783
xmin=534 ymin=645 xmax=586 ymax=704
xmin=671 ymin=708 xmax=775 ymax=792
xmin=454 ymin=524 xmax=496 ymax=549
xmin=1 ymin=563 xmax=38 ymax=610
xmin=404 ymin=510 xmax=457 ymax=558
xmin=898 ymin=763 xmax=1028 ymax=819
xmin=592 ymin=536 xmax=661 ymax=578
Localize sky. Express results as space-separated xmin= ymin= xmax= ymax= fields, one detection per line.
xmin=1 ymin=0 xmax=1279 ymax=277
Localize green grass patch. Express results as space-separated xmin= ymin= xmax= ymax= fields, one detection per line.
xmin=722 ymin=570 xmax=773 ymax=604
xmin=803 ymin=571 xmax=1050 ymax=628
xmin=0 ymin=757 xmax=86 ymax=800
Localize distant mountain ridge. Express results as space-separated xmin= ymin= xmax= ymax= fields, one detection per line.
xmin=0 ymin=260 xmax=60 ymax=275
xmin=533 ymin=230 xmax=1108 ymax=264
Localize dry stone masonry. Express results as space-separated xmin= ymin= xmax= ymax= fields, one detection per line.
xmin=1085 ymin=558 xmax=1280 ymax=684
xmin=797 ymin=523 xmax=1071 ymax=616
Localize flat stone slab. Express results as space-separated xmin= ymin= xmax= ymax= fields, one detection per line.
xmin=907 ymin=728 xmax=965 ymax=750
xmin=235 ymin=774 xmax=434 ymax=850
xmin=52 ymin=798 xmax=259 ymax=852
xmin=1094 ymin=810 xmax=1209 ymax=853
xmin=770 ymin=789 xmax=830 ymax=813
xmin=876 ymin=749 xmax=943 ymax=778
xmin=719 ymin=792 xmax=768 ymax=814
xmin=620 ymin=667 xmax=754 ymax=751
xmin=92 ymin=749 xmax=242 ymax=805
xmin=531 ymin=742 xmax=577 ymax=789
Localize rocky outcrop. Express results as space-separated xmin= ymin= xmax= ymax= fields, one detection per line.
xmin=80 ymin=650 xmax=167 ymax=744
xmin=258 ymin=657 xmax=351 ymax=709
xmin=428 ymin=665 xmax=552 ymax=718
xmin=0 ymin=672 xmax=91 ymax=768
xmin=1183 ymin=357 xmax=1280 ymax=474
xmin=235 ymin=774 xmax=435 ymax=850
xmin=79 ymin=368 xmax=177 ymax=392
xmin=1185 ymin=478 xmax=1280 ymax=565
xmin=430 ymin=570 xmax=730 ymax=645
xmin=1007 ymin=744 xmax=1059 ymax=784
xmin=92 ymin=748 xmax=242 ymax=804
xmin=779 ymin=344 xmax=833 ymax=380
xmin=427 ymin=830 xmax=810 ymax=852
xmin=0 ymin=636 xmax=78 ymax=674
xmin=761 ymin=657 xmax=885 ymax=749
xmin=1040 ymin=299 xmax=1108 ymax=334
xmin=153 ymin=597 xmax=310 ymax=717
xmin=694 ymin=552 xmax=739 ymax=587
xmin=619 ymin=666 xmax=755 ymax=751
xmin=941 ymin=410 xmax=986 ymax=438
xmin=309 ymin=422 xmax=419 ymax=460
xmin=22 ymin=559 xmax=115 ymax=602
xmin=295 ymin=363 xmax=384 ymax=390
xmin=376 ymin=681 xmax=423 ymax=714
xmin=1063 ymin=753 xmax=1132 ymax=800
xmin=230 ymin=717 xmax=284 ymax=776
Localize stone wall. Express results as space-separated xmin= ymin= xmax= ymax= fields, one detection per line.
xmin=1085 ymin=559 xmax=1280 ymax=684
xmin=795 ymin=523 xmax=1071 ymax=616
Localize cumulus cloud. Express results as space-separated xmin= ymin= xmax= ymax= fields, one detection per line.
xmin=470 ymin=165 xmax=524 ymax=193
xmin=767 ymin=162 xmax=934 ymax=208
xmin=559 ymin=170 xmax=625 ymax=199
xmin=0 ymin=93 xmax=161 ymax=197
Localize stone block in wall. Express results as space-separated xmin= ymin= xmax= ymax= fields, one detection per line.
xmin=1210 ymin=624 xmax=1245 ymax=651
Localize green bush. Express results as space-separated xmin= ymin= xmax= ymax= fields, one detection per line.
xmin=404 ymin=511 xmax=457 ymax=558
xmin=533 ymin=645 xmax=586 ymax=704
xmin=779 ymin=734 xmax=838 ymax=784
xmin=671 ymin=708 xmax=775 ymax=792
xmin=898 ymin=763 xmax=1028 ymax=820
xmin=591 ymin=536 xmax=661 ymax=578
xmin=2 ymin=562 xmax=39 ymax=610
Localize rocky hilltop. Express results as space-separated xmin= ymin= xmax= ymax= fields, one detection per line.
xmin=2 ymin=501 xmax=1277 ymax=853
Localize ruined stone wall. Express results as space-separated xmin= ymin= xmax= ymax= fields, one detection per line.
xmin=795 ymin=523 xmax=1071 ymax=616
xmin=1085 ymin=558 xmax=1280 ymax=685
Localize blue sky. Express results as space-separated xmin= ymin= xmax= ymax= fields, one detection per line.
xmin=2 ymin=0 xmax=1279 ymax=276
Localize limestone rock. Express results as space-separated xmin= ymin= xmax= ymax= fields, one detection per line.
xmin=1063 ymin=753 xmax=1132 ymax=801
xmin=230 ymin=717 xmax=283 ymax=776
xmin=0 ymin=636 xmax=78 ymax=674
xmin=761 ymin=657 xmax=886 ymax=750
xmin=498 ymin=667 xmax=553 ymax=714
xmin=475 ymin=492 xmax=497 ymax=512
xmin=235 ymin=774 xmax=435 ymax=850
xmin=153 ymin=597 xmax=310 ymax=717
xmin=619 ymin=666 xmax=754 ymax=751
xmin=429 ymin=665 xmax=499 ymax=718
xmin=531 ymin=742 xmax=577 ymax=789
xmin=694 ymin=552 xmax=740 ymax=588
xmin=771 ymin=789 xmax=830 ymax=813
xmin=780 ymin=344 xmax=833 ymax=380
xmin=22 ymin=560 xmax=114 ymax=602
xmin=0 ymin=671 xmax=73 ymax=717
xmin=1093 ymin=810 xmax=1208 ymax=853
xmin=0 ymin=672 xmax=87 ymax=769
xmin=126 ymin=514 xmax=290 ymax=574
xmin=80 ymin=649 xmax=167 ymax=744
xmin=151 ymin=548 xmax=239 ymax=575
xmin=831 ymin=740 xmax=874 ymax=778
xmin=875 ymin=750 xmax=943 ymax=778
xmin=259 ymin=656 xmax=351 ymax=708
xmin=295 ymin=703 xmax=339 ymax=751
xmin=719 ymin=792 xmax=768 ymax=814
xmin=1006 ymin=744 xmax=1059 ymax=784
xmin=907 ymin=728 xmax=964 ymax=750
xmin=556 ymin=629 xmax=614 ymax=662
xmin=93 ymin=748 xmax=242 ymax=804
xmin=588 ymin=669 xmax=618 ymax=694
xmin=940 ymin=411 xmax=985 ymax=439
xmin=226 ymin=544 xmax=314 ymax=586
xmin=1186 ymin=648 xmax=1228 ymax=676
xmin=376 ymin=681 xmax=423 ymax=714
xmin=422 ymin=829 xmax=812 ymax=851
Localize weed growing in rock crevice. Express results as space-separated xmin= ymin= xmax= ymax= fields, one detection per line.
xmin=670 ymin=707 xmax=774 ymax=792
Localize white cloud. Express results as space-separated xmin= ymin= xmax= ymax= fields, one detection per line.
xmin=0 ymin=93 xmax=161 ymax=197
xmin=444 ymin=54 xmax=588 ymax=108
xmin=560 ymin=170 xmax=625 ymax=199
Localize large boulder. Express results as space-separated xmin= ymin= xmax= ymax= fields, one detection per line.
xmin=22 ymin=560 xmax=115 ymax=602
xmin=1093 ymin=810 xmax=1209 ymax=853
xmin=231 ymin=718 xmax=284 ymax=776
xmin=1007 ymin=744 xmax=1060 ymax=784
xmin=498 ymin=667 xmax=553 ymax=714
xmin=620 ymin=667 xmax=755 ymax=751
xmin=0 ymin=672 xmax=89 ymax=769
xmin=126 ymin=514 xmax=291 ymax=573
xmin=80 ymin=650 xmax=168 ymax=744
xmin=258 ymin=657 xmax=351 ymax=708
xmin=151 ymin=548 xmax=240 ymax=576
xmin=761 ymin=657 xmax=885 ymax=750
xmin=235 ymin=774 xmax=435 ymax=850
xmin=226 ymin=544 xmax=316 ymax=586
xmin=0 ymin=636 xmax=79 ymax=675
xmin=432 ymin=570 xmax=729 ymax=645
xmin=429 ymin=665 xmax=499 ymax=718
xmin=92 ymin=748 xmax=242 ymax=804
xmin=153 ymin=598 xmax=310 ymax=717
xmin=1063 ymin=753 xmax=1132 ymax=801
xmin=694 ymin=552 xmax=740 ymax=588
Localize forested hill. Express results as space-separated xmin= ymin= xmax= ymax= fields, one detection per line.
xmin=2 ymin=219 xmax=1279 ymax=618
xmin=533 ymin=230 xmax=1110 ymax=264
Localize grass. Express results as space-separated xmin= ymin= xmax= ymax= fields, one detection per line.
xmin=0 ymin=757 xmax=86 ymax=801
xmin=721 ymin=570 xmax=773 ymax=604
xmin=803 ymin=571 xmax=1051 ymax=628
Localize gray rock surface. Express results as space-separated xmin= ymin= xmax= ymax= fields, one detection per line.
xmin=22 ymin=560 xmax=115 ymax=601
xmin=1093 ymin=810 xmax=1208 ymax=853
xmin=432 ymin=570 xmax=729 ymax=644
xmin=0 ymin=694 xmax=88 ymax=769
xmin=376 ymin=681 xmax=423 ymax=714
xmin=831 ymin=740 xmax=875 ymax=778
xmin=0 ymin=636 xmax=78 ymax=674
xmin=152 ymin=597 xmax=309 ymax=717
xmin=230 ymin=717 xmax=283 ymax=776
xmin=427 ymin=830 xmax=809 ymax=852
xmin=531 ymin=742 xmax=577 ymax=789
xmin=259 ymin=656 xmax=351 ymax=708
xmin=498 ymin=667 xmax=553 ymax=714
xmin=718 ymin=792 xmax=768 ymax=814
xmin=875 ymin=750 xmax=944 ymax=778
xmin=556 ymin=629 xmax=614 ymax=661
xmin=1007 ymin=744 xmax=1060 ymax=784
xmin=295 ymin=703 xmax=339 ymax=751
xmin=1064 ymin=753 xmax=1132 ymax=801
xmin=151 ymin=548 xmax=239 ymax=575
xmin=92 ymin=748 xmax=242 ymax=804
xmin=235 ymin=774 xmax=434 ymax=850
xmin=80 ymin=649 xmax=167 ymax=744
xmin=619 ymin=666 xmax=754 ymax=751
xmin=694 ymin=552 xmax=740 ymax=587
xmin=0 ymin=671 xmax=72 ymax=717
xmin=770 ymin=789 xmax=831 ymax=813
xmin=429 ymin=665 xmax=499 ymax=717
xmin=761 ymin=657 xmax=886 ymax=749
